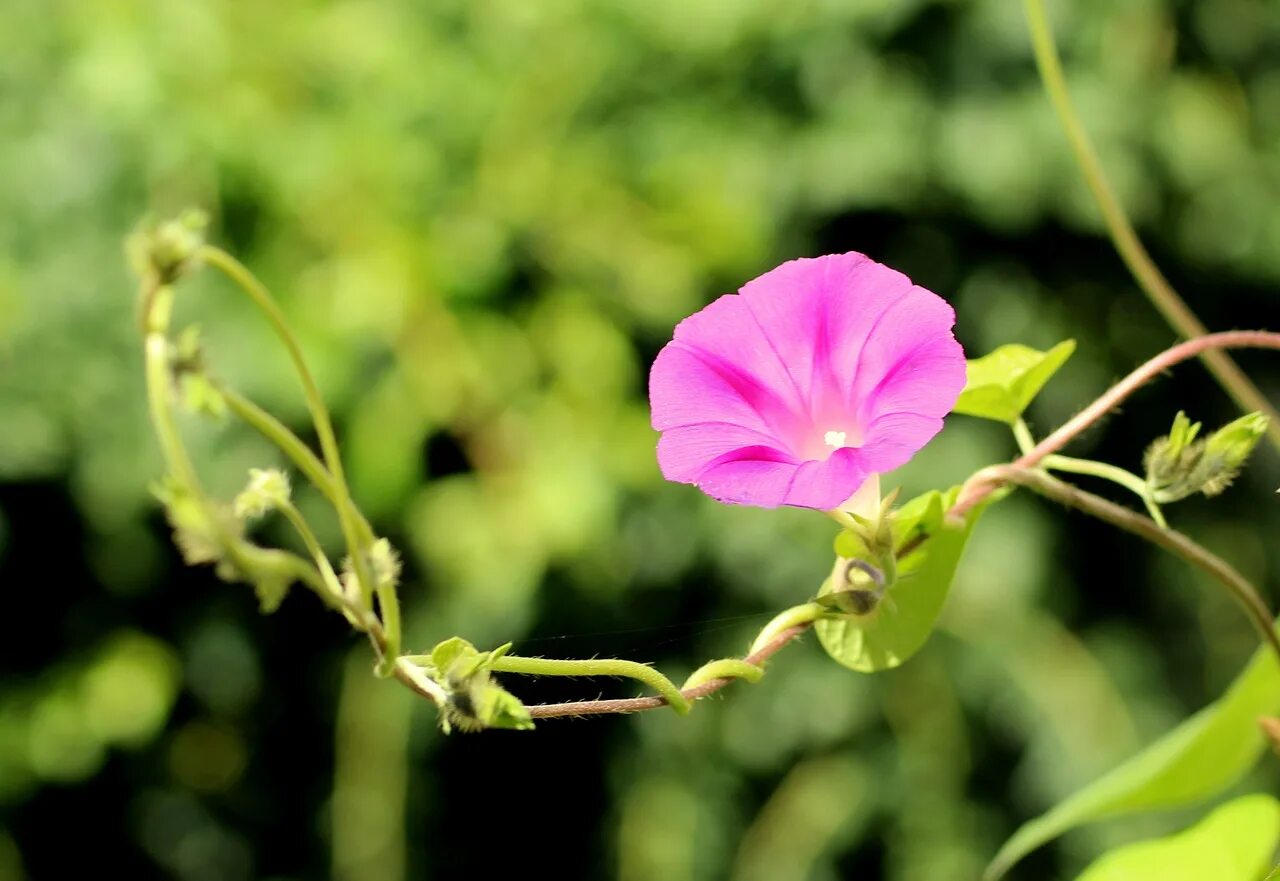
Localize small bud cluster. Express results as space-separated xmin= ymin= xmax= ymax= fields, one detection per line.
xmin=127 ymin=209 xmax=209 ymax=285
xmin=1145 ymin=411 xmax=1268 ymax=504
xmin=822 ymin=489 xmax=901 ymax=617
xmin=413 ymin=638 xmax=533 ymax=733
xmin=234 ymin=468 xmax=293 ymax=520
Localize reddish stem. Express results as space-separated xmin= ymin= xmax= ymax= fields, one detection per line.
xmin=525 ymin=624 xmax=809 ymax=719
xmin=952 ymin=330 xmax=1280 ymax=518
xmin=524 ymin=330 xmax=1280 ymax=720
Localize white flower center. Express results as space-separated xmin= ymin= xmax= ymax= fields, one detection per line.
xmin=824 ymin=430 xmax=848 ymax=449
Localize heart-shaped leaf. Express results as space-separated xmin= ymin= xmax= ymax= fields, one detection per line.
xmin=1073 ymin=794 xmax=1280 ymax=881
xmin=986 ymin=635 xmax=1280 ymax=879
xmin=953 ymin=340 xmax=1076 ymax=424
xmin=817 ymin=486 xmax=989 ymax=672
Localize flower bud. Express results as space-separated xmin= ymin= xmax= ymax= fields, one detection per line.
xmin=127 ymin=209 xmax=209 ymax=284
xmin=234 ymin=468 xmax=292 ymax=519
xmin=1199 ymin=412 xmax=1268 ymax=496
xmin=1145 ymin=411 xmax=1267 ymax=503
xmin=417 ymin=638 xmax=533 ymax=733
xmin=368 ymin=538 xmax=402 ymax=590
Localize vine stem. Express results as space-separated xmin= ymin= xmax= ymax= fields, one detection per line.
xmin=486 ymin=656 xmax=692 ymax=714
xmin=523 ymin=331 xmax=1279 ymax=720
xmin=953 ymin=331 xmax=1280 ymax=518
xmin=524 ymin=623 xmax=812 ymax=719
xmin=1024 ymin=0 xmax=1280 ymax=448
xmin=971 ymin=465 xmax=1280 ymax=666
xmin=1041 ymin=455 xmax=1167 ymax=527
xmin=142 ymin=274 xmax=434 ymax=706
xmin=198 ymin=246 xmax=399 ymax=665
xmin=219 ymin=383 xmax=373 ymax=536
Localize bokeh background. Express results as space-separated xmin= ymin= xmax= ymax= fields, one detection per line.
xmin=3 ymin=1 xmax=1280 ymax=879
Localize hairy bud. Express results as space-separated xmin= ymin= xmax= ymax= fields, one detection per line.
xmin=1145 ymin=411 xmax=1267 ymax=503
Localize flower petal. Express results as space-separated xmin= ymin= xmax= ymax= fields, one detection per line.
xmin=738 ymin=253 xmax=918 ymax=423
xmin=656 ymin=422 xmax=795 ymax=483
xmin=650 ymin=294 xmax=807 ymax=444
xmin=782 ymin=447 xmax=872 ymax=510
xmin=849 ymin=286 xmax=963 ymax=422
xmin=694 ymin=458 xmax=803 ymax=508
xmin=858 ymin=411 xmax=947 ymax=475
xmin=649 ymin=345 xmax=775 ymax=435
xmin=649 ymin=252 xmax=966 ymax=511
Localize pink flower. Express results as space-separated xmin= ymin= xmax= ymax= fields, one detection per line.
xmin=648 ymin=252 xmax=965 ymax=510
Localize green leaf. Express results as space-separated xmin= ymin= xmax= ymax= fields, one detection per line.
xmin=953 ymin=340 xmax=1076 ymax=424
xmin=1266 ymin=865 xmax=1280 ymax=881
xmin=817 ymin=486 xmax=988 ymax=672
xmin=1073 ymin=794 xmax=1280 ymax=881
xmin=986 ymin=637 xmax=1280 ymax=879
xmin=468 ymin=682 xmax=535 ymax=732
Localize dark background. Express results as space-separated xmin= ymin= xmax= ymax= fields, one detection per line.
xmin=2 ymin=1 xmax=1279 ymax=879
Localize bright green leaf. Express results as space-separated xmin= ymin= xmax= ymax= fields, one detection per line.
xmin=986 ymin=637 xmax=1280 ymax=879
xmin=817 ymin=486 xmax=988 ymax=672
xmin=470 ymin=682 xmax=535 ymax=732
xmin=1073 ymin=794 xmax=1280 ymax=881
xmin=1265 ymin=864 xmax=1280 ymax=881
xmin=953 ymin=340 xmax=1076 ymax=424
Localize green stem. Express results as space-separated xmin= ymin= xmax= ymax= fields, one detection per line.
xmin=1023 ymin=0 xmax=1280 ymax=450
xmin=144 ymin=283 xmax=344 ymax=616
xmin=973 ymin=465 xmax=1280 ymax=665
xmin=1012 ymin=418 xmax=1037 ymax=457
xmin=141 ymin=267 xmax=422 ymax=706
xmin=1042 ymin=454 xmax=1167 ymax=527
xmin=276 ymin=500 xmax=364 ymax=620
xmin=144 ymin=286 xmax=202 ymax=490
xmin=198 ymin=246 xmax=392 ymax=659
xmin=750 ymin=603 xmax=826 ymax=655
xmin=219 ymin=384 xmax=375 ymax=542
xmin=489 ymin=655 xmax=692 ymax=715
xmin=524 ymin=618 xmax=812 ymax=719
xmin=392 ymin=657 xmax=449 ymax=705
xmin=952 ymin=332 xmax=1280 ymax=520
xmin=219 ymin=382 xmax=389 ymax=633
xmin=378 ymin=589 xmax=402 ymax=676
xmin=682 ymin=658 xmax=764 ymax=691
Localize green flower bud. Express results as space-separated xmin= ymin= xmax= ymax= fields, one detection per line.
xmin=1145 ymin=411 xmax=1267 ymax=503
xmin=127 ymin=209 xmax=209 ymax=285
xmin=340 ymin=537 xmax=403 ymax=604
xmin=233 ymin=468 xmax=292 ymax=520
xmin=368 ymin=538 xmax=402 ymax=590
xmin=1199 ymin=412 xmax=1268 ymax=496
xmin=417 ymin=638 xmax=533 ymax=733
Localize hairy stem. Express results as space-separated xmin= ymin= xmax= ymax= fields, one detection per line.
xmin=751 ymin=602 xmax=827 ymax=654
xmin=523 ymin=623 xmax=812 ymax=719
xmin=144 ymin=286 xmax=202 ymax=490
xmin=953 ymin=331 xmax=1280 ymax=517
xmin=275 ymin=500 xmax=366 ymax=626
xmin=219 ymin=384 xmax=374 ymax=541
xmin=489 ymin=655 xmax=692 ymax=714
xmin=971 ymin=465 xmax=1280 ymax=664
xmin=1024 ymin=0 xmax=1280 ymax=447
xmin=198 ymin=246 xmax=393 ymax=658
xmin=683 ymin=658 xmax=764 ymax=690
xmin=1042 ymin=455 xmax=1166 ymax=527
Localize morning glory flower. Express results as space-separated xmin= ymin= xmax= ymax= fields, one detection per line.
xmin=648 ymin=252 xmax=965 ymax=510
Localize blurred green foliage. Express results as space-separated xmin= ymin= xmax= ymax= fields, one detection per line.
xmin=2 ymin=0 xmax=1280 ymax=880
